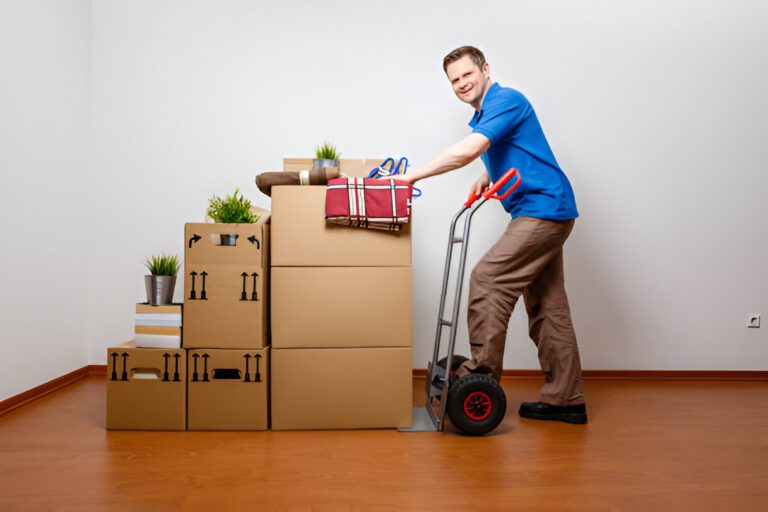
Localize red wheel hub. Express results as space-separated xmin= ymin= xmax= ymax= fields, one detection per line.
xmin=463 ymin=391 xmax=492 ymax=421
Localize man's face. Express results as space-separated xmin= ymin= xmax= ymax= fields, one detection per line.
xmin=446 ymin=55 xmax=491 ymax=108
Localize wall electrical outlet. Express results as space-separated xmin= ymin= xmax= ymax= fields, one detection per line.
xmin=747 ymin=314 xmax=761 ymax=328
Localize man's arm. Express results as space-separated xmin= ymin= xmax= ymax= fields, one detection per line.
xmin=398 ymin=133 xmax=490 ymax=183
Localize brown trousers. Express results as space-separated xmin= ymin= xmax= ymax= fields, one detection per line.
xmin=456 ymin=216 xmax=585 ymax=406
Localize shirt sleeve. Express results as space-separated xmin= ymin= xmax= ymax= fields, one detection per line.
xmin=472 ymin=94 xmax=528 ymax=145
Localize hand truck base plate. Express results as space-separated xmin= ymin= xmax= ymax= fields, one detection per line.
xmin=397 ymin=407 xmax=439 ymax=432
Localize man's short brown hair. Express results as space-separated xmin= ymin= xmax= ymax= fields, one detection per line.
xmin=443 ymin=46 xmax=486 ymax=72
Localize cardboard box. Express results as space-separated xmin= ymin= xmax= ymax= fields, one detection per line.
xmin=187 ymin=347 xmax=269 ymax=431
xmin=135 ymin=303 xmax=182 ymax=348
xmin=283 ymin=158 xmax=385 ymax=178
xmin=106 ymin=342 xmax=186 ymax=430
xmin=271 ymin=266 xmax=412 ymax=348
xmin=271 ymin=186 xmax=410 ymax=267
xmin=271 ymin=347 xmax=412 ymax=430
xmin=183 ymin=214 xmax=270 ymax=349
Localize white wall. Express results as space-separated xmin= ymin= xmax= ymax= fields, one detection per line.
xmin=86 ymin=0 xmax=768 ymax=370
xmin=2 ymin=1 xmax=763 ymax=385
xmin=0 ymin=0 xmax=91 ymax=401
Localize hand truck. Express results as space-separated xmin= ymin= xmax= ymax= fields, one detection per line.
xmin=399 ymin=168 xmax=522 ymax=435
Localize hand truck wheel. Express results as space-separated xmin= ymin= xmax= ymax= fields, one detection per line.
xmin=447 ymin=374 xmax=506 ymax=436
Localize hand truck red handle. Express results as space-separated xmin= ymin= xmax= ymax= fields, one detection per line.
xmin=463 ymin=168 xmax=522 ymax=208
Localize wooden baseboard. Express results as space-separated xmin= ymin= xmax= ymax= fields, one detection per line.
xmin=413 ymin=369 xmax=768 ymax=381
xmin=0 ymin=366 xmax=91 ymax=417
xmin=3 ymin=365 xmax=765 ymax=417
xmin=87 ymin=365 xmax=107 ymax=376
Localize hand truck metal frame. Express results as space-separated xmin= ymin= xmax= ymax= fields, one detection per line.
xmin=399 ymin=168 xmax=522 ymax=434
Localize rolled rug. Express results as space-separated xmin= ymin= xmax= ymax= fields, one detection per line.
xmin=255 ymin=166 xmax=340 ymax=196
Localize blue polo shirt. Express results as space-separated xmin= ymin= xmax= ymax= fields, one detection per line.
xmin=469 ymin=83 xmax=578 ymax=220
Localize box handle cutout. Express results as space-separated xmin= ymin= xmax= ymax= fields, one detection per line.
xmin=130 ymin=368 xmax=161 ymax=380
xmin=212 ymin=368 xmax=241 ymax=380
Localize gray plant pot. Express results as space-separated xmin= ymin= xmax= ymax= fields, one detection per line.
xmin=220 ymin=234 xmax=238 ymax=246
xmin=145 ymin=275 xmax=177 ymax=306
xmin=313 ymin=158 xmax=340 ymax=170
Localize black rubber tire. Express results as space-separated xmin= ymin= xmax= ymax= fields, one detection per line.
xmin=436 ymin=355 xmax=469 ymax=372
xmin=447 ymin=374 xmax=506 ymax=436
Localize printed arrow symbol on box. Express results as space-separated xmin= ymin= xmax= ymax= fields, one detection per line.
xmin=240 ymin=272 xmax=248 ymax=301
xmin=192 ymin=353 xmax=199 ymax=382
xmin=254 ymin=354 xmax=262 ymax=383
xmin=173 ymin=353 xmax=181 ymax=382
xmin=188 ymin=234 xmax=201 ymax=248
xmin=247 ymin=236 xmax=260 ymax=249
xmin=251 ymin=273 xmax=259 ymax=301
xmin=200 ymin=272 xmax=208 ymax=300
xmin=110 ymin=352 xmax=119 ymax=381
xmin=189 ymin=271 xmax=197 ymax=300
xmin=202 ymin=354 xmax=210 ymax=382
xmin=162 ymin=353 xmax=170 ymax=381
xmin=121 ymin=353 xmax=129 ymax=381
xmin=243 ymin=354 xmax=251 ymax=382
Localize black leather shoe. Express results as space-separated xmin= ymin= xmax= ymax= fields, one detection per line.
xmin=518 ymin=401 xmax=588 ymax=424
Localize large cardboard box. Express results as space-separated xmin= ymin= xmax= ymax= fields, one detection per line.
xmin=271 ymin=186 xmax=410 ymax=267
xmin=271 ymin=266 xmax=412 ymax=348
xmin=187 ymin=347 xmax=269 ymax=431
xmin=271 ymin=347 xmax=412 ymax=430
xmin=134 ymin=303 xmax=182 ymax=348
xmin=106 ymin=342 xmax=186 ymax=430
xmin=283 ymin=158 xmax=385 ymax=178
xmin=183 ymin=213 xmax=270 ymax=349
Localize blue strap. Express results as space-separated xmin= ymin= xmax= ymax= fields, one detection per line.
xmin=368 ymin=157 xmax=422 ymax=198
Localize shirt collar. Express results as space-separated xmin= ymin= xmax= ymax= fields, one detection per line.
xmin=468 ymin=82 xmax=500 ymax=127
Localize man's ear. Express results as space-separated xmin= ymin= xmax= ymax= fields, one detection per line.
xmin=482 ymin=62 xmax=491 ymax=79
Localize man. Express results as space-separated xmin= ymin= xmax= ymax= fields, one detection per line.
xmin=391 ymin=46 xmax=587 ymax=424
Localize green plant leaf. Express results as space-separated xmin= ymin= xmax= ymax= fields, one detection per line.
xmin=315 ymin=141 xmax=341 ymax=160
xmin=207 ymin=187 xmax=260 ymax=224
xmin=145 ymin=252 xmax=180 ymax=276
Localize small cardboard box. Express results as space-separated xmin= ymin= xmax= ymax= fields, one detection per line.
xmin=271 ymin=186 xmax=411 ymax=267
xmin=183 ymin=212 xmax=270 ymax=349
xmin=106 ymin=342 xmax=186 ymax=430
xmin=271 ymin=347 xmax=412 ymax=430
xmin=283 ymin=158 xmax=385 ymax=178
xmin=187 ymin=347 xmax=269 ymax=431
xmin=135 ymin=303 xmax=182 ymax=348
xmin=271 ymin=266 xmax=412 ymax=348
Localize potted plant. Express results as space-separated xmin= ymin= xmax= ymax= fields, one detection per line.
xmin=144 ymin=253 xmax=180 ymax=306
xmin=207 ymin=188 xmax=260 ymax=246
xmin=313 ymin=141 xmax=341 ymax=170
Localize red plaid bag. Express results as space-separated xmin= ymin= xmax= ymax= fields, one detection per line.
xmin=325 ymin=177 xmax=413 ymax=231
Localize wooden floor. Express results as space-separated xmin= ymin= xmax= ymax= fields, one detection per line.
xmin=1 ymin=377 xmax=767 ymax=511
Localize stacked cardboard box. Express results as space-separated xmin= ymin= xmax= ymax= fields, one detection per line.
xmin=269 ymin=159 xmax=413 ymax=430
xmin=107 ymin=304 xmax=185 ymax=429
xmin=182 ymin=210 xmax=271 ymax=430
xmin=106 ymin=341 xmax=187 ymax=430
xmin=106 ymin=210 xmax=271 ymax=431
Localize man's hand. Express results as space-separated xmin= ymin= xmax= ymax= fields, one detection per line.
xmin=470 ymin=172 xmax=491 ymax=197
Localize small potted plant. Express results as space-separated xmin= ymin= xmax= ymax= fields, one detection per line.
xmin=144 ymin=253 xmax=180 ymax=306
xmin=313 ymin=141 xmax=341 ymax=170
xmin=207 ymin=188 xmax=260 ymax=246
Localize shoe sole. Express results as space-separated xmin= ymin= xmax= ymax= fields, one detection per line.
xmin=519 ymin=410 xmax=588 ymax=425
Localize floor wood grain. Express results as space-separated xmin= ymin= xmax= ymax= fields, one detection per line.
xmin=0 ymin=376 xmax=767 ymax=511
